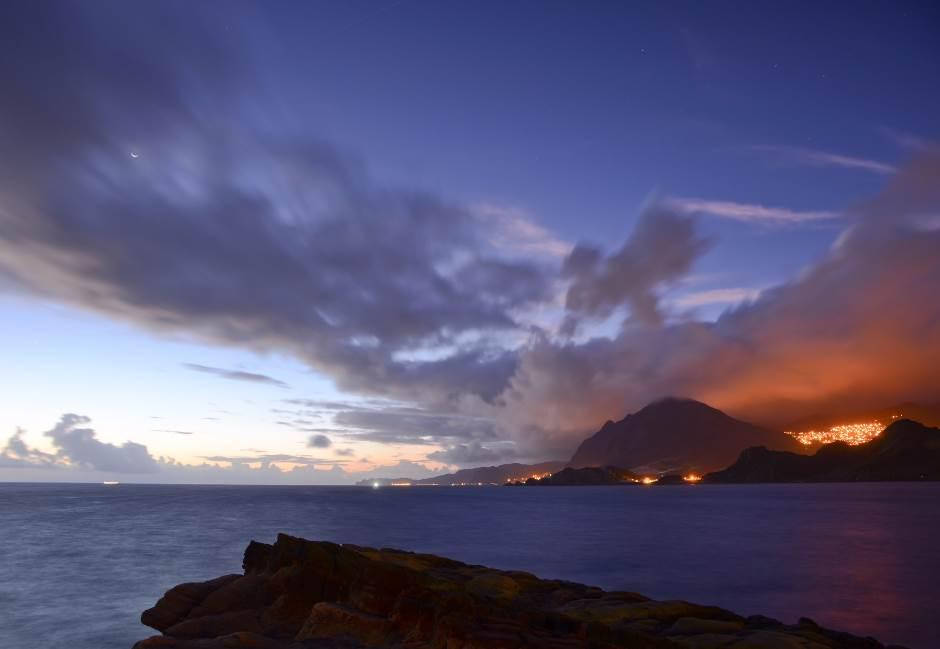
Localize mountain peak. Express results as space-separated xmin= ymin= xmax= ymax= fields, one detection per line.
xmin=882 ymin=418 xmax=930 ymax=437
xmin=640 ymin=397 xmax=715 ymax=413
xmin=569 ymin=397 xmax=799 ymax=473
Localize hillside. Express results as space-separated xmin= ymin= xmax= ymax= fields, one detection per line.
xmin=569 ymin=397 xmax=801 ymax=474
xmin=507 ymin=466 xmax=640 ymax=486
xmin=355 ymin=461 xmax=565 ymax=487
xmin=416 ymin=461 xmax=565 ymax=485
xmin=784 ymin=401 xmax=940 ymax=432
xmin=706 ymin=419 xmax=940 ymax=482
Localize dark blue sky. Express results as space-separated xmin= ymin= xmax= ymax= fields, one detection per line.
xmin=251 ymin=0 xmax=937 ymax=282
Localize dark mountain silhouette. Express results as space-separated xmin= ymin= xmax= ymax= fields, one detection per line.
xmin=507 ymin=466 xmax=639 ymax=486
xmin=569 ymin=397 xmax=801 ymax=474
xmin=706 ymin=419 xmax=940 ymax=482
xmin=416 ymin=461 xmax=565 ymax=485
xmin=355 ymin=461 xmax=565 ymax=487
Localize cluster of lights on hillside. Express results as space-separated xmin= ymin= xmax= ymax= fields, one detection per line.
xmin=530 ymin=472 xmax=555 ymax=481
xmin=784 ymin=416 xmax=899 ymax=446
xmin=372 ymin=471 xmax=704 ymax=488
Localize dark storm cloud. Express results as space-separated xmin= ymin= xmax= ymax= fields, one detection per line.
xmin=183 ymin=363 xmax=289 ymax=388
xmin=307 ymin=434 xmax=332 ymax=449
xmin=0 ymin=2 xmax=552 ymax=414
xmin=332 ymin=407 xmax=498 ymax=446
xmin=561 ymin=203 xmax=710 ymax=333
xmin=426 ymin=441 xmax=523 ymax=466
xmin=277 ymin=398 xmax=500 ymax=447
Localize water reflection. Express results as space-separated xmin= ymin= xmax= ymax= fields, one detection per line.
xmin=0 ymin=482 xmax=936 ymax=648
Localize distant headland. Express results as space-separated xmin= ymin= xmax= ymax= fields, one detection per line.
xmin=361 ymin=398 xmax=940 ymax=487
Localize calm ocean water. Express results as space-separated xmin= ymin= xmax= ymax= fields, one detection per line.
xmin=0 ymin=483 xmax=937 ymax=649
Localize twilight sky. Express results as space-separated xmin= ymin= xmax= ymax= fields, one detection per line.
xmin=1 ymin=1 xmax=938 ymax=484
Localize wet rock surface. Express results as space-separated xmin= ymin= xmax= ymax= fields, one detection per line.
xmin=135 ymin=534 xmax=905 ymax=649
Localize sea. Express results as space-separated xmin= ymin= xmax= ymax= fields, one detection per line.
xmin=0 ymin=482 xmax=937 ymax=649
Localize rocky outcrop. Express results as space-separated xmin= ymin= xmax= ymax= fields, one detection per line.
xmin=706 ymin=419 xmax=940 ymax=483
xmin=135 ymin=534 xmax=903 ymax=649
xmin=568 ymin=398 xmax=802 ymax=475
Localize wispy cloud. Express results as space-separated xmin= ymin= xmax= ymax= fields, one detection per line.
xmin=881 ymin=128 xmax=933 ymax=152
xmin=182 ymin=363 xmax=289 ymax=388
xmin=674 ymin=287 xmax=762 ymax=308
xmin=474 ymin=203 xmax=573 ymax=259
xmin=756 ymin=145 xmax=896 ymax=175
xmin=200 ymin=453 xmax=349 ymax=466
xmin=668 ymin=197 xmax=839 ymax=224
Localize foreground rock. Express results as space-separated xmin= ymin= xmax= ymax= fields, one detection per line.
xmin=707 ymin=419 xmax=940 ymax=483
xmin=135 ymin=534 xmax=903 ymax=649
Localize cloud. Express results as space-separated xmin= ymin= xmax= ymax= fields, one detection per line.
xmin=756 ymin=145 xmax=897 ymax=175
xmin=426 ymin=441 xmax=523 ymax=466
xmin=0 ymin=429 xmax=57 ymax=468
xmin=668 ymin=198 xmax=839 ymax=224
xmin=3 ymin=414 xmax=163 ymax=473
xmin=0 ymin=3 xmax=553 ymax=413
xmin=153 ymin=429 xmax=195 ymax=435
xmin=307 ymin=434 xmax=332 ymax=449
xmin=44 ymin=414 xmax=159 ymax=473
xmin=0 ymin=416 xmax=385 ymax=484
xmin=331 ymin=406 xmax=498 ymax=446
xmin=353 ymin=460 xmax=442 ymax=480
xmin=881 ymin=128 xmax=934 ymax=152
xmin=199 ymin=453 xmax=347 ymax=467
xmin=674 ymin=288 xmax=762 ymax=309
xmin=334 ymin=448 xmax=354 ymax=457
xmin=497 ymin=150 xmax=940 ymax=452
xmin=561 ymin=202 xmax=710 ymax=331
xmin=473 ymin=203 xmax=572 ymax=259
xmin=183 ymin=364 xmax=290 ymax=388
